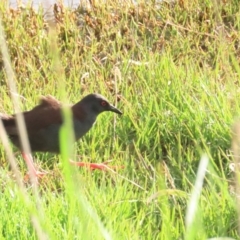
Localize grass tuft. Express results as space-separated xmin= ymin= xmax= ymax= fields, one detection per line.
xmin=0 ymin=0 xmax=240 ymax=239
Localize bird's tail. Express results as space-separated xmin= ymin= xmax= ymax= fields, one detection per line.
xmin=0 ymin=113 xmax=10 ymax=120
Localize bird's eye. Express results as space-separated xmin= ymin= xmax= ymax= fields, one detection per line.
xmin=101 ymin=101 xmax=107 ymax=107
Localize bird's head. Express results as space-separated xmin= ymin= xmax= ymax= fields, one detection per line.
xmin=79 ymin=93 xmax=122 ymax=115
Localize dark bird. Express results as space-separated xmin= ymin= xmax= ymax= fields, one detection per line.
xmin=0 ymin=93 xmax=122 ymax=177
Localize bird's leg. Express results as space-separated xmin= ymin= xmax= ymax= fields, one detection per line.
xmin=22 ymin=153 xmax=48 ymax=179
xmin=69 ymin=160 xmax=124 ymax=171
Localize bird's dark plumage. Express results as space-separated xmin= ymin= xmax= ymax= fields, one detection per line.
xmin=1 ymin=93 xmax=122 ymax=153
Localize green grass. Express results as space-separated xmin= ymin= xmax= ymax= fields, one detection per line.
xmin=0 ymin=0 xmax=240 ymax=239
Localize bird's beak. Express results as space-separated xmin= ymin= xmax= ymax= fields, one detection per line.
xmin=108 ymin=105 xmax=122 ymax=115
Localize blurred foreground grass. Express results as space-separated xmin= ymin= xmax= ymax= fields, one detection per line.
xmin=0 ymin=0 xmax=240 ymax=239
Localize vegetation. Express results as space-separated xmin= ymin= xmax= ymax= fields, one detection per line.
xmin=0 ymin=0 xmax=240 ymax=239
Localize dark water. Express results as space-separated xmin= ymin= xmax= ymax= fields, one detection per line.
xmin=9 ymin=0 xmax=82 ymax=9
xmin=8 ymin=0 xmax=84 ymax=22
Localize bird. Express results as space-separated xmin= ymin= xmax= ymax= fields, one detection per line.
xmin=0 ymin=93 xmax=122 ymax=178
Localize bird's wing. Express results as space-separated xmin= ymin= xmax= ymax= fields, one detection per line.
xmin=2 ymin=96 xmax=63 ymax=135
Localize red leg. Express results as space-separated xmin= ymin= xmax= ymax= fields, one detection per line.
xmin=22 ymin=153 xmax=48 ymax=179
xmin=69 ymin=160 xmax=124 ymax=171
